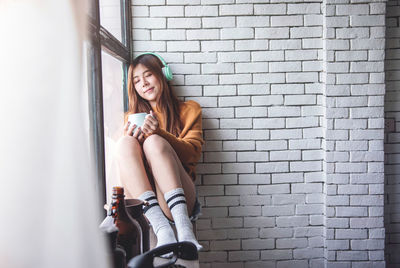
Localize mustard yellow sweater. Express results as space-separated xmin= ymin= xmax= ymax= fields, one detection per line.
xmin=152 ymin=100 xmax=204 ymax=181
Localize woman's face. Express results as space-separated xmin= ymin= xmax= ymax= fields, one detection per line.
xmin=132 ymin=63 xmax=162 ymax=106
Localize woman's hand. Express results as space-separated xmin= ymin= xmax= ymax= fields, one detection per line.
xmin=124 ymin=122 xmax=145 ymax=143
xmin=141 ymin=111 xmax=159 ymax=136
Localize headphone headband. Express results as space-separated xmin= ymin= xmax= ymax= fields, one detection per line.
xmin=135 ymin=52 xmax=173 ymax=81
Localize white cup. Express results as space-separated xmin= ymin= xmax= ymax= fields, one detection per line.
xmin=128 ymin=113 xmax=147 ymax=131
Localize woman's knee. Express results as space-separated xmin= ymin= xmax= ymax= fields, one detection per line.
xmin=143 ymin=134 xmax=170 ymax=156
xmin=115 ymin=136 xmax=142 ymax=160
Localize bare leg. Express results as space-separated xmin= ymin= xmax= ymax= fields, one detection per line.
xmin=115 ymin=136 xmax=153 ymax=198
xmin=142 ymin=134 xmax=196 ymax=220
xmin=115 ymin=135 xmax=177 ymax=248
xmin=143 ymin=134 xmax=202 ymax=250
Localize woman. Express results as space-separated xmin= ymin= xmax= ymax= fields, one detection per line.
xmin=115 ymin=53 xmax=203 ymax=251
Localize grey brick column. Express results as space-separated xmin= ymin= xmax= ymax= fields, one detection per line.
xmin=322 ymin=0 xmax=387 ymax=266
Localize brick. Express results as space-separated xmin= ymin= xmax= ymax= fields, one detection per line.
xmin=256 ymin=162 xmax=289 ymax=173
xmin=286 ymin=50 xmax=318 ymax=61
xmin=206 ymin=196 xmax=239 ymax=207
xmin=270 ymin=150 xmax=301 ymax=161
xmin=253 ymin=118 xmax=285 ymax=130
xmin=202 ymin=17 xmax=236 ymax=28
xmin=256 ymin=28 xmax=289 ymax=39
xmin=289 ymin=139 xmax=321 ymax=149
xmin=254 ymin=73 xmax=285 ymax=83
xmin=291 ymin=161 xmax=321 ymax=172
xmin=220 ymin=4 xmax=253 ymax=16
xmin=350 ymin=218 xmax=384 ymax=228
xmin=223 ymin=141 xmax=255 ymax=151
xmin=239 ymin=174 xmax=271 ymax=185
xmin=203 ymin=85 xmax=236 ymax=96
xmin=202 ymin=40 xmax=234 ymax=52
xmin=296 ymin=204 xmax=324 ymax=215
xmin=198 ymin=251 xmax=227 ymax=262
xmin=252 ymin=51 xmax=285 ymax=61
xmin=221 ymin=28 xmax=254 ymax=40
xmin=243 ymin=238 xmax=275 ymax=250
xmin=326 ymin=218 xmax=349 ymax=228
xmin=238 ymin=85 xmax=269 ymax=96
xmin=150 ymin=6 xmax=183 ymax=17
xmin=223 ymin=163 xmax=254 ymax=173
xmin=204 ymin=152 xmax=236 ymax=163
xmin=237 ymin=16 xmax=270 ymax=27
xmin=268 ymin=106 xmax=301 ymax=117
xmin=236 ymin=40 xmax=269 ymax=51
xmin=229 ymin=206 xmax=261 ymax=217
xmin=187 ymin=29 xmax=220 ymax=40
xmin=288 ymin=3 xmax=321 ymax=14
xmin=326 ymin=16 xmax=349 ymax=27
xmin=350 ymin=195 xmax=384 ymax=206
xmin=271 ymin=15 xmax=303 ymax=27
xmin=270 ymin=40 xmax=302 ymax=50
xmin=277 ymin=216 xmax=309 ymax=227
xmin=132 ymin=17 xmax=166 ymax=29
xmin=271 ymin=84 xmax=304 ymax=94
xmin=205 ymin=129 xmax=237 ymax=140
xmin=335 ymin=229 xmax=368 ymax=239
xmin=272 ymin=173 xmax=303 ymax=183
xmin=337 ymin=251 xmax=368 ymax=261
xmin=292 ymin=183 xmax=322 ymax=193
xmin=285 ymin=95 xmax=316 ymax=105
xmin=185 ymin=6 xmax=218 ymax=17
xmin=277 ymin=238 xmax=308 ymax=249
xmin=350 ymin=15 xmax=385 ymax=27
xmin=236 ymin=62 xmax=269 ymax=73
xmin=244 ymin=216 xmax=275 ymax=228
xmin=254 ymin=4 xmax=286 ymax=15
xmin=238 ymin=129 xmax=269 ymax=140
xmin=261 ymin=250 xmax=293 ymax=260
xmin=202 ymin=63 xmax=234 ymax=74
xmin=270 ymin=62 xmax=301 ymax=72
xmin=291 ymin=27 xmax=322 ymax=38
xmin=220 ymin=74 xmax=252 ymax=84
xmin=351 ymin=39 xmax=385 ymax=50
xmin=220 ymin=52 xmax=250 ymax=63
xmin=229 ymin=250 xmax=259 ymax=262
xmin=240 ymin=195 xmax=271 ymax=206
xmin=210 ymin=239 xmax=241 ymax=251
xmin=305 ymin=15 xmax=323 ymax=26
xmin=168 ymin=18 xmax=201 ymax=28
xmin=287 ymin=72 xmax=319 ymax=83
xmin=188 ymin=96 xmax=217 ymax=107
xmin=219 ymin=96 xmax=250 ymax=107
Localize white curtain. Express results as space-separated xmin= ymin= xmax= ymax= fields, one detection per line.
xmin=0 ymin=1 xmax=110 ymax=267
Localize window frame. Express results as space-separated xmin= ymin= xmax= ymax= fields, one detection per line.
xmin=87 ymin=0 xmax=132 ymax=205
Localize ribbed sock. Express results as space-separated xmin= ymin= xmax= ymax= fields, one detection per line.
xmin=139 ymin=191 xmax=177 ymax=248
xmin=164 ymin=188 xmax=203 ymax=251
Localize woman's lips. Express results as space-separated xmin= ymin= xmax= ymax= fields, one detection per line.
xmin=144 ymin=87 xmax=154 ymax=94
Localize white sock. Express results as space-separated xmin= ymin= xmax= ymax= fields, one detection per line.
xmin=139 ymin=191 xmax=177 ymax=248
xmin=164 ymin=188 xmax=203 ymax=251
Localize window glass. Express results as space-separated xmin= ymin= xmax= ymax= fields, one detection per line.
xmin=101 ymin=51 xmax=125 ymax=196
xmin=99 ymin=0 xmax=122 ymax=43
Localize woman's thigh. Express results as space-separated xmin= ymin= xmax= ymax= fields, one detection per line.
xmin=143 ymin=135 xmax=196 ymax=220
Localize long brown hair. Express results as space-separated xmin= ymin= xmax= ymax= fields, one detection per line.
xmin=126 ymin=54 xmax=182 ymax=136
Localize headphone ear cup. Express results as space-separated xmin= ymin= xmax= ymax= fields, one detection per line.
xmin=162 ymin=66 xmax=173 ymax=81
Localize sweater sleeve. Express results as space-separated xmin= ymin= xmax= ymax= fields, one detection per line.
xmin=153 ymin=101 xmax=204 ymax=164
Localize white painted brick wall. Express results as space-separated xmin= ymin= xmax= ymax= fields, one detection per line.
xmin=385 ymin=0 xmax=400 ymax=267
xmin=131 ymin=0 xmax=391 ymax=266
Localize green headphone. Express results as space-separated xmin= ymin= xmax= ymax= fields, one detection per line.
xmin=136 ymin=52 xmax=173 ymax=81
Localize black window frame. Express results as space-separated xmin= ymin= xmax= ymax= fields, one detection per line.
xmin=87 ymin=0 xmax=132 ymax=205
